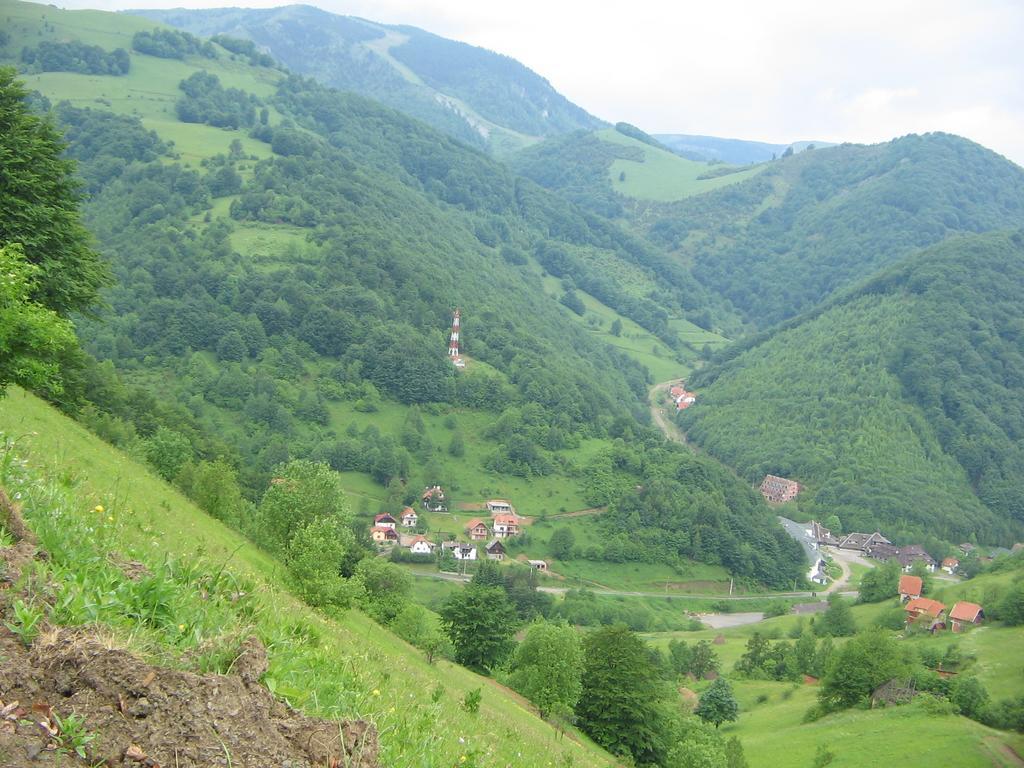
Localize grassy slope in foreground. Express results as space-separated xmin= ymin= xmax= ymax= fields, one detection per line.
xmin=597 ymin=128 xmax=765 ymax=202
xmin=0 ymin=388 xmax=617 ymax=768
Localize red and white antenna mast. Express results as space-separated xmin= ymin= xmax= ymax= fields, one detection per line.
xmin=448 ymin=309 xmax=461 ymax=357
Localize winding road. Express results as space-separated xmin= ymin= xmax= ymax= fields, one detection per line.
xmin=649 ymin=379 xmax=692 ymax=447
xmin=648 ymin=383 xmax=872 ymax=599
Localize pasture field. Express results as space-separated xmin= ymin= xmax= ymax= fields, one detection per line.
xmin=597 ymin=128 xmax=766 ymax=202
xmin=651 ymin=579 xmax=1024 ymax=768
xmin=3 ymin=0 xmax=284 ymax=170
xmin=325 ymin=398 xmax=598 ymax=517
xmin=539 ymin=273 xmax=693 ymax=381
xmin=537 ymin=270 xmax=730 ymax=382
xmin=724 ymin=681 xmax=1024 ymax=768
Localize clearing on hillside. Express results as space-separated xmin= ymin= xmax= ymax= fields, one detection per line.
xmin=598 ymin=128 xmax=765 ymax=202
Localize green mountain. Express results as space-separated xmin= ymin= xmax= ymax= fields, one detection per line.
xmin=130 ymin=4 xmax=605 ymax=154
xmin=516 ymin=129 xmax=1024 ymax=332
xmin=682 ymin=231 xmax=1024 ymax=547
xmin=646 ymin=134 xmax=1024 ymax=327
xmin=1 ymin=0 xmax=802 ymax=588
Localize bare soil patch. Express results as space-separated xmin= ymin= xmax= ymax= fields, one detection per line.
xmin=0 ymin=493 xmax=378 ymax=768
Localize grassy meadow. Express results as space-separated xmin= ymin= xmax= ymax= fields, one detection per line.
xmin=2 ymin=0 xmax=285 ymax=169
xmin=726 ymin=681 xmax=1024 ymax=768
xmin=643 ymin=574 xmax=1024 ymax=768
xmin=597 ymin=128 xmax=765 ymax=202
xmin=535 ymin=267 xmax=729 ymax=382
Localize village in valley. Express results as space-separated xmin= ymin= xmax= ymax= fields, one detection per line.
xmin=368 ymin=485 xmax=551 ymax=573
xmin=758 ymin=472 xmax=1013 ymax=633
xmin=362 ymin=312 xmax=1013 ymax=629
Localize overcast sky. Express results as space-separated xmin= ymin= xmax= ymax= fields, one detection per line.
xmin=51 ymin=0 xmax=1024 ymax=164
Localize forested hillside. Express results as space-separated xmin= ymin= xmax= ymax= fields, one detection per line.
xmin=646 ymin=134 xmax=1024 ymax=327
xmin=132 ymin=5 xmax=605 ymax=153
xmin=517 ymin=129 xmax=1024 ymax=332
xmin=682 ymin=231 xmax=1024 ymax=547
xmin=0 ymin=0 xmax=801 ymax=587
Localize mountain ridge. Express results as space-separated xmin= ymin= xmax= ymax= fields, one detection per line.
xmin=128 ymin=4 xmax=606 ymax=154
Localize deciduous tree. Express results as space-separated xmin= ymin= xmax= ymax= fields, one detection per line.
xmin=696 ymin=677 xmax=739 ymax=728
xmin=0 ymin=68 xmax=109 ymax=317
xmin=256 ymin=459 xmax=349 ymax=553
xmin=508 ymin=621 xmax=584 ymax=718
xmin=819 ymin=630 xmax=908 ymax=711
xmin=439 ymin=584 xmax=517 ymax=672
xmin=576 ymin=624 xmax=666 ymax=764
xmin=549 ymin=527 xmax=576 ymax=560
xmin=0 ymin=244 xmax=76 ymax=395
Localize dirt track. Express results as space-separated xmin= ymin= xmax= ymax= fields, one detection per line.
xmin=649 ymin=380 xmax=692 ymax=447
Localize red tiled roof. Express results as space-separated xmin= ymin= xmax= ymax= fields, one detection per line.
xmin=466 ymin=518 xmax=487 ymax=530
xmin=905 ymin=597 xmax=945 ymax=617
xmin=370 ymin=526 xmax=397 ymax=536
xmin=898 ymin=575 xmax=923 ymax=596
xmin=941 ymin=557 xmax=959 ymax=567
xmin=949 ymin=601 xmax=983 ymax=622
xmin=374 ymin=513 xmax=396 ymax=523
xmin=493 ymin=514 xmax=519 ymax=525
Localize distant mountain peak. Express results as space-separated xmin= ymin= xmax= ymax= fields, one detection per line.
xmin=130 ymin=4 xmax=605 ymax=154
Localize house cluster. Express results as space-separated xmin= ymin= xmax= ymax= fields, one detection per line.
xmin=465 ymin=500 xmax=521 ymax=541
xmin=368 ymin=492 xmax=544 ymax=569
xmin=368 ymin=485 xmax=448 ymax=546
xmin=760 ymin=474 xmax=800 ymax=503
xmin=899 ymin=575 xmax=984 ymax=633
xmin=369 ymin=510 xmax=415 ymax=544
xmin=811 ymin=522 xmax=937 ymax=572
xmin=669 ymin=384 xmax=697 ymax=411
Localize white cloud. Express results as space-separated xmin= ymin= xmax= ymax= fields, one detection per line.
xmin=42 ymin=0 xmax=1024 ymax=164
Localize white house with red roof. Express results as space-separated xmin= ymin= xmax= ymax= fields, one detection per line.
xmin=492 ymin=514 xmax=520 ymax=538
xmin=407 ymin=535 xmax=435 ymax=555
xmin=374 ymin=513 xmax=397 ymax=530
xmin=949 ymin=601 xmax=984 ymax=632
xmin=668 ymin=384 xmax=697 ymax=411
xmin=400 ymin=507 xmax=418 ymax=528
xmin=421 ymin=485 xmax=447 ymax=512
xmin=898 ymin=574 xmax=923 ymax=602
